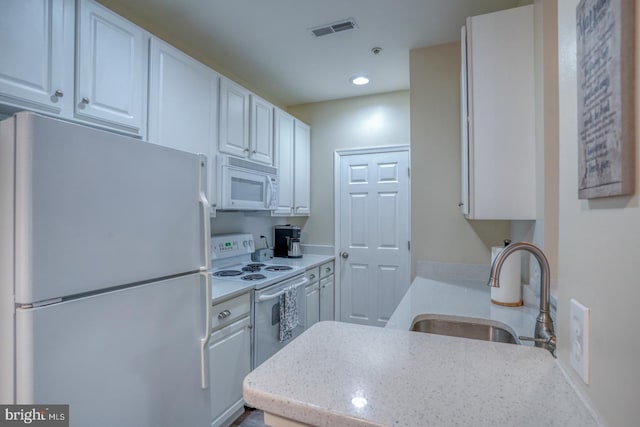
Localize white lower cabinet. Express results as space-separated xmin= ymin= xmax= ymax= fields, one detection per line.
xmin=319 ymin=261 xmax=334 ymax=321
xmin=305 ymin=283 xmax=320 ymax=329
xmin=319 ymin=276 xmax=334 ymax=321
xmin=304 ymin=266 xmax=320 ymax=328
xmin=208 ymin=294 xmax=252 ymax=427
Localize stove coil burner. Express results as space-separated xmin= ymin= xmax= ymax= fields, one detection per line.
xmin=265 ymin=265 xmax=293 ymax=272
xmin=242 ymin=264 xmax=264 ymax=272
xmin=213 ymin=270 xmax=243 ymax=277
xmin=242 ymin=273 xmax=267 ymax=281
xmin=246 ymin=263 xmax=266 ymax=268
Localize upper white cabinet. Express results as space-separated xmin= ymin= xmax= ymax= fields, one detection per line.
xmin=218 ymin=77 xmax=250 ymax=158
xmin=219 ymin=76 xmax=274 ymax=165
xmin=0 ymin=0 xmax=74 ymax=116
xmin=0 ymin=0 xmax=148 ymax=137
xmin=249 ymin=95 xmax=274 ymax=165
xmin=293 ymin=120 xmax=311 ymax=215
xmin=148 ymin=37 xmax=219 ymax=211
xmin=272 ymin=109 xmax=295 ymax=216
xmin=76 ymin=0 xmax=148 ymax=137
xmin=461 ymin=5 xmax=535 ymax=220
xmin=272 ymin=110 xmax=310 ymax=217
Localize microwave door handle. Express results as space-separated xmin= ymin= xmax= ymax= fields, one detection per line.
xmin=267 ymin=177 xmax=276 ymax=209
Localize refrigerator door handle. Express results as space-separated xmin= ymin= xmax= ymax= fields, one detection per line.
xmin=200 ymin=271 xmax=212 ymax=389
xmin=198 ymin=155 xmax=212 ymax=389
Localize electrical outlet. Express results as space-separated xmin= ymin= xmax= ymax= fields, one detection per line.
xmin=570 ymin=299 xmax=590 ymax=384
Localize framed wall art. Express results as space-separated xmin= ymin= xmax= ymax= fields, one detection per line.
xmin=576 ymin=0 xmax=635 ymax=199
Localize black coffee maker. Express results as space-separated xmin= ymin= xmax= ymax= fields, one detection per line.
xmin=274 ymin=225 xmax=300 ymax=258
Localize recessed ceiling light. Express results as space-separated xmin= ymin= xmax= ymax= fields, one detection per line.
xmin=351 ymin=76 xmax=370 ymax=86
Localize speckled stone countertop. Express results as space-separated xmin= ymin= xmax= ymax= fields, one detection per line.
xmin=385 ymin=276 xmax=541 ymax=343
xmin=243 ymin=278 xmax=601 ymax=427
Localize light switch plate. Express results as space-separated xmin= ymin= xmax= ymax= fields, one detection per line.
xmin=570 ymin=298 xmax=590 ymax=384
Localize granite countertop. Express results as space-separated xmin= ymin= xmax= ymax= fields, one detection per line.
xmin=385 ymin=276 xmax=541 ymax=344
xmin=243 ymin=277 xmax=601 ymax=427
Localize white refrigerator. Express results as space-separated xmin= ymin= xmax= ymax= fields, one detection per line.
xmin=0 ymin=112 xmax=212 ymax=426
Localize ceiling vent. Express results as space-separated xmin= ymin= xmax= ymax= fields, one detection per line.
xmin=310 ymin=19 xmax=358 ymax=37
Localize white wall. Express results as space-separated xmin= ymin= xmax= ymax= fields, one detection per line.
xmin=287 ymin=91 xmax=411 ymax=246
xmin=557 ymin=1 xmax=640 ymax=425
xmin=409 ymin=42 xmax=510 ymax=273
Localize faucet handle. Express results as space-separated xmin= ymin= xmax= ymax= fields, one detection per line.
xmin=518 ymin=336 xmax=547 ymax=343
xmin=519 ymin=335 xmax=557 ymax=357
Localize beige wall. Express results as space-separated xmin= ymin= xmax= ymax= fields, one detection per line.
xmin=557 ymin=1 xmax=640 ymax=425
xmin=410 ymin=42 xmax=510 ymax=272
xmin=287 ymin=91 xmax=411 ymax=245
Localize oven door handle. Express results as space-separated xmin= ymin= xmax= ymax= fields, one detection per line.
xmin=257 ymin=277 xmax=309 ymax=302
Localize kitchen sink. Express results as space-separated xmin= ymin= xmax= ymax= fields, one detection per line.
xmin=410 ymin=314 xmax=520 ymax=345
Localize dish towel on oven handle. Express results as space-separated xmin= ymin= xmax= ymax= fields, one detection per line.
xmin=279 ymin=285 xmax=299 ymax=342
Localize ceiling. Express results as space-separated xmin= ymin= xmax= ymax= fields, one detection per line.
xmin=98 ymin=0 xmax=521 ymax=107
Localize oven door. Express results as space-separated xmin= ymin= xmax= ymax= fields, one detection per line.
xmin=253 ymin=274 xmax=308 ymax=369
xmin=221 ymin=166 xmax=276 ymax=210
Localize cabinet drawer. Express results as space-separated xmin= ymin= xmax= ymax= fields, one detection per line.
xmin=320 ymin=261 xmax=334 ymax=278
xmin=305 ymin=266 xmax=320 ymax=283
xmin=211 ymin=292 xmax=251 ymax=330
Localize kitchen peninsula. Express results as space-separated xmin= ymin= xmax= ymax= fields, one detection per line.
xmin=243 ymin=277 xmax=601 ymax=427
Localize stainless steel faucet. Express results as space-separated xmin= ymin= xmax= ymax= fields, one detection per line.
xmin=488 ymin=242 xmax=556 ymax=356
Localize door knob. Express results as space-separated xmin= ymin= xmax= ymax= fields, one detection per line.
xmin=341 ymin=252 xmax=349 ymax=259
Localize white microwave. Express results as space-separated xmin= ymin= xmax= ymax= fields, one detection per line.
xmin=218 ymin=155 xmax=278 ymax=210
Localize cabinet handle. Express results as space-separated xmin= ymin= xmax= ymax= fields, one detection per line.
xmin=81 ymin=97 xmax=90 ymax=104
xmin=325 ymin=267 xmax=332 ymax=273
xmin=341 ymin=252 xmax=349 ymax=259
xmin=309 ymin=274 xmax=316 ymax=279
xmin=54 ymin=90 xmax=64 ymax=98
xmin=458 ymin=202 xmax=464 ymax=207
xmin=252 ymin=150 xmax=257 ymax=154
xmin=217 ymin=309 xmax=231 ymax=320
xmin=244 ymin=148 xmax=250 ymax=153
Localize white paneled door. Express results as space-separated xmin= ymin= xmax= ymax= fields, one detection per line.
xmin=338 ymin=147 xmax=410 ymax=327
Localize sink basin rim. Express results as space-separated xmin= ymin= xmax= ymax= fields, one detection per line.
xmin=409 ymin=314 xmax=521 ymax=345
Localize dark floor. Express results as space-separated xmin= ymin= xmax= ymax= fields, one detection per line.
xmin=230 ymin=407 xmax=267 ymax=427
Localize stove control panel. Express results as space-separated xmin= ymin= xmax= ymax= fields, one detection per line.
xmin=211 ymin=233 xmax=254 ymax=260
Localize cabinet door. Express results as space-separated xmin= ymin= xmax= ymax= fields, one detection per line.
xmin=148 ymin=37 xmax=218 ymax=210
xmin=249 ymin=95 xmax=274 ymax=165
xmin=305 ymin=283 xmax=320 ymax=329
xmin=0 ymin=0 xmax=73 ymax=115
xmin=464 ymin=5 xmax=535 ymax=219
xmin=293 ymin=120 xmax=311 ymax=215
xmin=272 ymin=109 xmax=295 ymax=216
xmin=208 ymin=316 xmax=251 ymax=427
xmin=319 ymin=275 xmax=334 ymax=321
xmin=219 ymin=77 xmax=250 ymax=157
xmin=76 ymin=0 xmax=148 ymax=136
